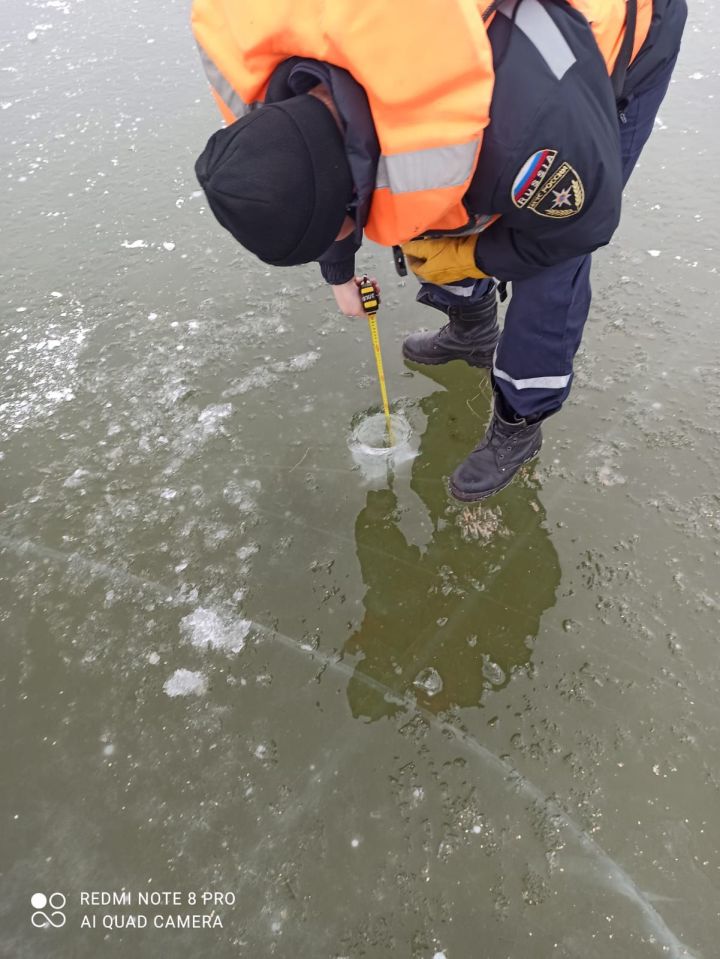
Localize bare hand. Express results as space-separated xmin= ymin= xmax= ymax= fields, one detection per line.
xmin=331 ymin=276 xmax=381 ymax=318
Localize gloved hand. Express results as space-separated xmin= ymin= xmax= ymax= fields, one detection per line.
xmin=401 ymin=236 xmax=488 ymax=285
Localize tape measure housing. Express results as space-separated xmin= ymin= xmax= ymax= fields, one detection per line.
xmin=359 ymin=278 xmax=380 ymax=315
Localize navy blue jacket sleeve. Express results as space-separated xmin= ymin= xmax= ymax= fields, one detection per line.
xmin=473 ymin=125 xmax=623 ymax=281
xmin=317 ymin=233 xmax=359 ymax=285
xmin=465 ymin=0 xmax=624 ymax=282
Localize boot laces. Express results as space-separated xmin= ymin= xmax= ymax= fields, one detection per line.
xmin=487 ymin=417 xmax=525 ymax=460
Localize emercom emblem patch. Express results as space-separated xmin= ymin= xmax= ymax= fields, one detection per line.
xmin=511 ymin=149 xmax=557 ymax=209
xmin=527 ymin=160 xmax=585 ymax=218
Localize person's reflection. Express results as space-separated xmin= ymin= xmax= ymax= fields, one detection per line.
xmin=344 ymin=363 xmax=561 ymax=721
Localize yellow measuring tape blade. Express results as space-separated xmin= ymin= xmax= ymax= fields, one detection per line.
xmin=366 ymin=312 xmax=395 ymax=446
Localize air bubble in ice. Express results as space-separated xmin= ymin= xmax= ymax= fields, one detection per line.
xmin=482 ymin=657 xmax=506 ymax=686
xmin=414 ymin=667 xmax=443 ymax=697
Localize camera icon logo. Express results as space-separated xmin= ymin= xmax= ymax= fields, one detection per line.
xmin=31 ymin=892 xmax=66 ymax=928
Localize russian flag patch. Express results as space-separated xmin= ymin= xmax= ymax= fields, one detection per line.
xmin=511 ymin=149 xmax=557 ymax=208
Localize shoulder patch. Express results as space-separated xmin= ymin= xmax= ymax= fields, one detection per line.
xmin=512 ymin=149 xmax=557 ymax=208
xmin=526 ymin=161 xmax=585 ymax=219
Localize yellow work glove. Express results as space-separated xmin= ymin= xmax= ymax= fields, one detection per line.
xmin=402 ymin=236 xmax=488 ymax=285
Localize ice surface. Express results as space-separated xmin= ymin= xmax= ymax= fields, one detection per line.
xmin=2 ymin=2 xmax=716 ymax=955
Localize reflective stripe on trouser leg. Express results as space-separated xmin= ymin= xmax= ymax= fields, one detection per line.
xmin=417 ymin=277 xmax=495 ymax=311
xmin=493 ymin=253 xmax=591 ymax=421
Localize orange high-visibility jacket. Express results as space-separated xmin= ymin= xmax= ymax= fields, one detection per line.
xmin=191 ymin=0 xmax=652 ymax=246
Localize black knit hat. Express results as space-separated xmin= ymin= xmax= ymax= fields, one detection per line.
xmin=195 ymin=95 xmax=353 ymax=266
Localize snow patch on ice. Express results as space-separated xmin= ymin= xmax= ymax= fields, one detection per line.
xmin=223 ymin=480 xmax=259 ymax=512
xmin=0 ymin=316 xmax=87 ymax=441
xmin=236 ymin=544 xmax=259 ymax=562
xmin=163 ymin=669 xmax=208 ymax=697
xmin=596 ymin=463 xmax=627 ymax=487
xmin=180 ymin=607 xmax=251 ymax=655
xmin=63 ymin=467 xmax=91 ymax=488
xmin=197 ymin=403 xmax=232 ymax=435
xmin=286 ymin=350 xmax=321 ymax=372
xmin=226 ymin=351 xmax=321 ymax=396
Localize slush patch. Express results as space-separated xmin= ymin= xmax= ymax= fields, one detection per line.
xmin=511 ymin=149 xmax=557 ymax=208
xmin=527 ymin=161 xmax=585 ymax=218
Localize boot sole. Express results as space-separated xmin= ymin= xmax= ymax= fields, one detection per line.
xmin=448 ymin=449 xmax=541 ymax=503
xmin=401 ymin=344 xmax=492 ymax=369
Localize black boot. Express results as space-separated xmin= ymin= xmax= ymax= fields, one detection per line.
xmin=449 ymin=401 xmax=543 ymax=502
xmin=402 ymin=288 xmax=499 ymax=368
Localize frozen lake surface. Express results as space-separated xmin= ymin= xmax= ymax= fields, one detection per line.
xmin=1 ymin=1 xmax=719 ymax=956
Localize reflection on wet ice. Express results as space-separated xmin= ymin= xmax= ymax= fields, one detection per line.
xmin=345 ymin=365 xmax=560 ymax=720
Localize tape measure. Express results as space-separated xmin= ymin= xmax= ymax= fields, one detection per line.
xmin=359 ymin=275 xmax=394 ymax=446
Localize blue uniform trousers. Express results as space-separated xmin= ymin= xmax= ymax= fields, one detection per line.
xmin=418 ymin=58 xmax=678 ymax=421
